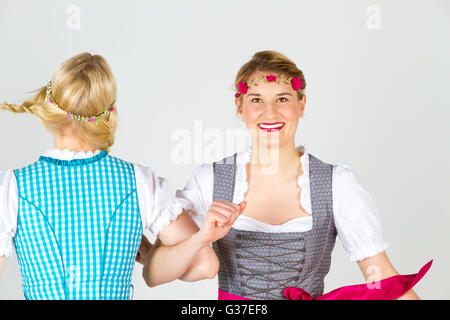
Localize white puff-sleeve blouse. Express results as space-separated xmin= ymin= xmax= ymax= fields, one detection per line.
xmin=176 ymin=145 xmax=390 ymax=262
xmin=0 ymin=149 xmax=191 ymax=258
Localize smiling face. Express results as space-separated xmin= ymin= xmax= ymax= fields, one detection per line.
xmin=236 ymin=71 xmax=306 ymax=149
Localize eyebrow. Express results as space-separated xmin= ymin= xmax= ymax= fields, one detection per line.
xmin=246 ymin=92 xmax=292 ymax=97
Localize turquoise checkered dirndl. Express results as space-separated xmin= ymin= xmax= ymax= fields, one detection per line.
xmin=13 ymin=151 xmax=143 ymax=300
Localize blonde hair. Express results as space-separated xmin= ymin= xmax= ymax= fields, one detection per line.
xmin=0 ymin=52 xmax=117 ymax=152
xmin=235 ymin=50 xmax=307 ymax=101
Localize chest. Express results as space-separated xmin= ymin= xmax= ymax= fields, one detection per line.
xmin=241 ymin=173 xmax=311 ymax=225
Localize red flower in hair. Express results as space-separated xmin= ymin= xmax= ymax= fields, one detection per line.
xmin=290 ymin=77 xmax=303 ymax=90
xmin=266 ymin=75 xmax=277 ymax=82
xmin=238 ymin=81 xmax=248 ymax=94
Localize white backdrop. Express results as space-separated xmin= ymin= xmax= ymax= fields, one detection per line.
xmin=0 ymin=0 xmax=449 ymax=299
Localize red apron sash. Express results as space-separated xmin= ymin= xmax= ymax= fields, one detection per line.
xmin=218 ymin=260 xmax=433 ymax=300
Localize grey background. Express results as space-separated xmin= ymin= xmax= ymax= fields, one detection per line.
xmin=0 ymin=0 xmax=449 ymax=299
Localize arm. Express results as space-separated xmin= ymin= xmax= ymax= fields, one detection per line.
xmin=133 ymin=163 xmax=218 ymax=284
xmin=136 ymin=212 xmax=219 ymax=283
xmin=159 ymin=212 xmax=219 ymax=282
xmin=357 ymin=251 xmax=420 ymax=300
xmin=142 ymin=201 xmax=246 ymax=287
xmin=0 ymin=256 xmax=6 ymax=279
xmin=143 ymin=232 xmax=215 ymax=287
xmin=137 ymin=212 xmax=219 ymax=286
xmin=331 ymin=164 xmax=418 ymax=299
xmin=0 ymin=170 xmax=18 ymax=280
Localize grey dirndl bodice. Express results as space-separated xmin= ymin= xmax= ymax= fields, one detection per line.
xmin=212 ymin=152 xmax=337 ymax=300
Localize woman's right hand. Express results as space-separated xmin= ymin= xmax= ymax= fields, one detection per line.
xmin=135 ymin=234 xmax=153 ymax=265
xmin=197 ymin=200 xmax=246 ymax=244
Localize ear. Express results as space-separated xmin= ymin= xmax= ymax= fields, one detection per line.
xmin=298 ymin=94 xmax=306 ymax=118
xmin=235 ymin=98 xmax=243 ymax=116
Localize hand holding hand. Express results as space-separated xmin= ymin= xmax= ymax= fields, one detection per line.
xmin=197 ymin=200 xmax=247 ymax=244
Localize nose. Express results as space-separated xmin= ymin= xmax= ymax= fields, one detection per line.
xmin=262 ymin=102 xmax=278 ymax=118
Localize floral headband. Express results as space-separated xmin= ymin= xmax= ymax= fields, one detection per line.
xmin=234 ymin=74 xmax=303 ymax=98
xmin=45 ymin=81 xmax=115 ymax=125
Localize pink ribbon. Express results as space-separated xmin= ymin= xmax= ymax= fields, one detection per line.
xmin=218 ymin=260 xmax=433 ymax=300
xmin=284 ymin=260 xmax=433 ymax=300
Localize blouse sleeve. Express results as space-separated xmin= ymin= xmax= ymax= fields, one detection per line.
xmin=175 ymin=163 xmax=214 ymax=228
xmin=0 ymin=170 xmax=18 ymax=258
xmin=332 ymin=163 xmax=390 ymax=262
xmin=133 ymin=164 xmax=192 ymax=236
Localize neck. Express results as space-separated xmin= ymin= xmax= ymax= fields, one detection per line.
xmin=249 ymin=141 xmax=302 ymax=176
xmin=53 ymin=132 xmax=98 ymax=153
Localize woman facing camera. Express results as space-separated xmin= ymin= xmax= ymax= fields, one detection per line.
xmin=175 ymin=50 xmax=432 ymax=300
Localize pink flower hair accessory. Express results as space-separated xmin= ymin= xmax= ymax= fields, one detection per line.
xmin=266 ymin=75 xmax=277 ymax=82
xmin=234 ymin=73 xmax=304 ymax=98
xmin=45 ymin=81 xmax=116 ymax=125
xmin=290 ymin=77 xmax=303 ymax=90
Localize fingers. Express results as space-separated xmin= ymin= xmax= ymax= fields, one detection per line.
xmin=207 ymin=210 xmax=229 ymax=227
xmin=211 ymin=201 xmax=240 ymax=216
xmin=207 ymin=201 xmax=247 ymax=228
xmin=208 ymin=201 xmax=238 ymax=224
xmin=212 ymin=200 xmax=245 ymax=211
xmin=134 ymin=234 xmax=154 ymax=265
xmin=210 ymin=201 xmax=239 ymax=226
xmin=227 ymin=201 xmax=246 ymax=225
xmin=135 ymin=252 xmax=143 ymax=264
xmin=135 ymin=251 xmax=145 ymax=265
xmin=208 ymin=201 xmax=247 ymax=227
xmin=238 ymin=201 xmax=247 ymax=213
xmin=210 ymin=205 xmax=235 ymax=219
xmin=138 ymin=235 xmax=153 ymax=255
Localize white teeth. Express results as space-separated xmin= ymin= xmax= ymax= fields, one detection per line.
xmin=258 ymin=123 xmax=284 ymax=129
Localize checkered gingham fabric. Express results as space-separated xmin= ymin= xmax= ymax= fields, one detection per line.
xmin=13 ymin=151 xmax=143 ymax=300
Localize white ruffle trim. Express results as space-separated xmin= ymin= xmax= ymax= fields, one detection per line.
xmin=349 ymin=242 xmax=391 ymax=262
xmin=233 ymin=145 xmax=312 ymax=215
xmin=233 ymin=147 xmax=251 ymax=204
xmin=0 ymin=232 xmax=14 ymax=258
xmin=42 ymin=148 xmax=102 ymax=160
xmin=297 ymin=145 xmax=312 ymax=215
xmin=149 ymin=197 xmax=193 ymax=236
